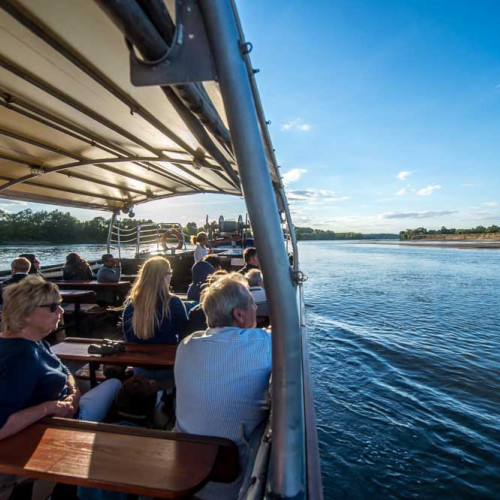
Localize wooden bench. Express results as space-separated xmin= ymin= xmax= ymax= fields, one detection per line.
xmin=0 ymin=417 xmax=239 ymax=499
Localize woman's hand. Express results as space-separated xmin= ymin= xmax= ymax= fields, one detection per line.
xmin=46 ymin=397 xmax=77 ymax=418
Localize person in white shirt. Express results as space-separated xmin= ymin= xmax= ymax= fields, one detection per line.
xmin=191 ymin=232 xmax=209 ymax=263
xmin=175 ymin=272 xmax=271 ymax=498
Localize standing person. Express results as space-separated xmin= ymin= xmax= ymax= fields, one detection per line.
xmin=63 ymin=252 xmax=94 ymax=281
xmin=96 ymin=253 xmax=121 ymax=282
xmin=19 ymin=253 xmax=44 ymax=278
xmin=238 ymin=247 xmax=260 ymax=274
xmin=191 ymin=232 xmax=209 ymax=263
xmin=122 ymin=257 xmax=187 ymax=378
xmin=175 ymin=273 xmax=271 ymax=497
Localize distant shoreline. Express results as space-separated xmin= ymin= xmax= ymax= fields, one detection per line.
xmin=358 ymin=241 xmax=500 ymax=249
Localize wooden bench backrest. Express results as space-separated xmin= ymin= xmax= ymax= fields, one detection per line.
xmin=0 ymin=418 xmax=238 ymax=499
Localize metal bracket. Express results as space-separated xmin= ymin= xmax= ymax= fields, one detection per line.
xmin=292 ymin=270 xmax=308 ymax=285
xmin=130 ymin=0 xmax=216 ymax=86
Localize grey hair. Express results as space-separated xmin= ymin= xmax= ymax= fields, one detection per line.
xmin=200 ymin=272 xmax=252 ymax=328
xmin=245 ymin=269 xmax=263 ymax=287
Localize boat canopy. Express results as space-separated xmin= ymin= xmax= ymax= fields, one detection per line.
xmin=0 ymin=0 xmax=281 ymax=212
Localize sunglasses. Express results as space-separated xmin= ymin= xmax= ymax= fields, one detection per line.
xmin=38 ymin=302 xmax=62 ymax=313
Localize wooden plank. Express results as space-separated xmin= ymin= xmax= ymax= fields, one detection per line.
xmin=0 ymin=421 xmax=233 ymax=498
xmin=60 ymin=290 xmax=97 ymax=304
xmin=54 ymin=281 xmax=131 ymax=292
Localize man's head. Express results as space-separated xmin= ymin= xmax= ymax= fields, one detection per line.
xmin=101 ymin=253 xmax=115 ymax=268
xmin=201 ymin=273 xmax=256 ymax=329
xmin=19 ymin=253 xmax=40 ymax=273
xmin=245 ymin=269 xmax=263 ymax=288
xmin=11 ymin=257 xmax=31 ymax=276
xmin=243 ymin=247 xmax=259 ymax=267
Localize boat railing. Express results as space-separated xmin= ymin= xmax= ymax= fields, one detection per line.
xmin=109 ymin=221 xmax=187 ymax=258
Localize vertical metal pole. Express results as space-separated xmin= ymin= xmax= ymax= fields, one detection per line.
xmin=106 ymin=211 xmax=117 ymax=253
xmin=136 ymin=224 xmax=141 ymax=257
xmin=117 ymin=226 xmax=122 ymax=259
xmin=200 ymin=1 xmax=305 ymax=497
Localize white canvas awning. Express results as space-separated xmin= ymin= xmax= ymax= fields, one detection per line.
xmin=0 ymin=0 xmax=280 ymax=212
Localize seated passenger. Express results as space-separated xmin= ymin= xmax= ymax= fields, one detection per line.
xmin=184 ymin=269 xmax=227 ymax=337
xmin=0 ymin=257 xmax=31 ymax=306
xmin=245 ymin=269 xmax=269 ymax=318
xmin=175 ymin=273 xmax=271 ymax=496
xmin=96 ymin=253 xmax=122 ymax=306
xmin=63 ymin=252 xmax=93 ymax=281
xmin=1 ymin=257 xmax=31 ymax=287
xmin=0 ymin=276 xmax=121 ymax=441
xmin=238 ymin=247 xmax=260 ymax=274
xmin=186 ymin=255 xmax=220 ymax=302
xmin=19 ymin=253 xmax=44 ymax=278
xmin=96 ymin=253 xmax=121 ymax=282
xmin=191 ymin=231 xmax=209 ymax=263
xmin=123 ymin=256 xmax=187 ymax=345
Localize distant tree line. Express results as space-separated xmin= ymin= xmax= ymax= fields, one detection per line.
xmin=0 ymin=209 xmax=157 ymax=244
xmin=0 ymin=209 xmax=402 ymax=244
xmin=295 ymin=227 xmax=397 ymax=240
xmin=399 ymin=225 xmax=500 ymax=240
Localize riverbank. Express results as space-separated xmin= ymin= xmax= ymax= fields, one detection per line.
xmin=362 ymin=241 xmax=500 ymax=249
xmin=408 ymin=233 xmax=500 ymax=242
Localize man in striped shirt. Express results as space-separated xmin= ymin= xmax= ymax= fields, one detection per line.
xmin=174 ymin=273 xmax=271 ymax=498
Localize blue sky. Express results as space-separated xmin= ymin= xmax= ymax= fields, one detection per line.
xmin=3 ymin=0 xmax=500 ymax=233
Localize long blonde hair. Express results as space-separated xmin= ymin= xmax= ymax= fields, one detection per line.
xmin=127 ymin=256 xmax=172 ymax=340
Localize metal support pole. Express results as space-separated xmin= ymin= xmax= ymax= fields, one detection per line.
xmin=200 ymin=1 xmax=305 ymax=497
xmin=106 ymin=211 xmax=117 ymax=253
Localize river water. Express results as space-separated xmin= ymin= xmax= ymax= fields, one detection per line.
xmin=301 ymin=241 xmax=500 ymax=499
xmin=1 ymin=241 xmax=499 ymax=498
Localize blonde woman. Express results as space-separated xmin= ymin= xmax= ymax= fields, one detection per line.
xmin=122 ymin=256 xmax=187 ymax=345
xmin=0 ymin=277 xmax=120 ymax=441
xmin=191 ymin=231 xmax=209 ymax=263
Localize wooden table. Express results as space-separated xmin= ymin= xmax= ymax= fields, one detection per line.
xmin=59 ymin=290 xmax=97 ymax=314
xmin=120 ymin=274 xmax=138 ymax=283
xmin=52 ymin=338 xmax=177 ymax=387
xmin=53 ymin=280 xmax=131 ymax=293
xmin=0 ymin=418 xmax=238 ymax=499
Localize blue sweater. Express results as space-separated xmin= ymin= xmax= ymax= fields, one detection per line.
xmin=0 ymin=338 xmax=70 ymax=428
xmin=122 ymin=296 xmax=187 ymax=344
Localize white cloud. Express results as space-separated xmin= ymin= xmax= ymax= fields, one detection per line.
xmin=416 ymin=184 xmax=441 ymax=196
xmin=462 ymin=183 xmax=475 ymax=188
xmin=0 ymin=199 xmax=28 ymax=207
xmin=287 ymin=189 xmax=350 ymax=204
xmin=281 ymin=118 xmax=312 ymax=132
xmin=484 ymin=201 xmax=499 ymax=207
xmin=396 ymin=170 xmax=412 ymax=181
xmin=379 ymin=210 xmax=457 ymax=220
xmin=282 ymin=168 xmax=307 ymax=185
xmin=396 ymin=188 xmax=406 ymax=196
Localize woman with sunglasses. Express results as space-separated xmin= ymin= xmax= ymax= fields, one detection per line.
xmin=0 ymin=276 xmax=121 ymax=441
